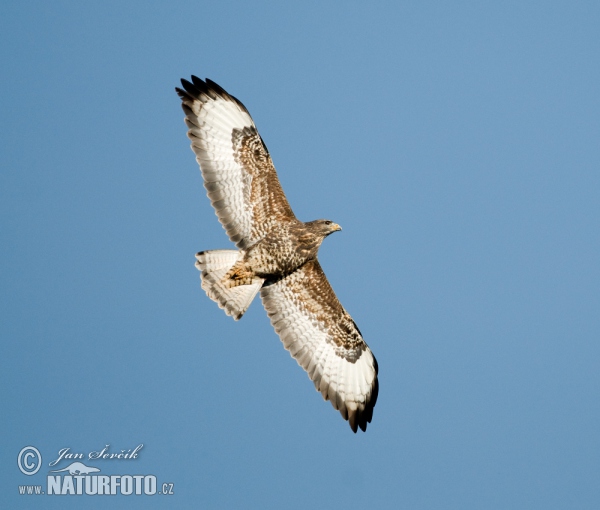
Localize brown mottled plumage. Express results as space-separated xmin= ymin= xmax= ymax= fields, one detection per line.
xmin=176 ymin=76 xmax=378 ymax=432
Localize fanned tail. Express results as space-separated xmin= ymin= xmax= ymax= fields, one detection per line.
xmin=195 ymin=250 xmax=264 ymax=320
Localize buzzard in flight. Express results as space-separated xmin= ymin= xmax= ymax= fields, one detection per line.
xmin=176 ymin=76 xmax=378 ymax=432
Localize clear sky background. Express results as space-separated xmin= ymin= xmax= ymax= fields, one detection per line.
xmin=1 ymin=1 xmax=599 ymax=508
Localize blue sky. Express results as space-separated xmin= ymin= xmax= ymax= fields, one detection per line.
xmin=1 ymin=1 xmax=599 ymax=508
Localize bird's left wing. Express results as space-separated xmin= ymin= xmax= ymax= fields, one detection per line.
xmin=260 ymin=259 xmax=378 ymax=432
xmin=176 ymin=76 xmax=296 ymax=250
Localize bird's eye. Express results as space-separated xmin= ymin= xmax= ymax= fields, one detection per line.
xmin=324 ymin=220 xmax=331 ymax=225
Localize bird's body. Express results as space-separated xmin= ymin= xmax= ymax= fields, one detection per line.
xmin=176 ymin=76 xmax=378 ymax=432
xmin=233 ymin=219 xmax=341 ymax=280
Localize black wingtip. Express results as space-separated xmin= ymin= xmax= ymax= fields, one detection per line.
xmin=348 ymin=358 xmax=379 ymax=433
xmin=349 ymin=411 xmax=359 ymax=433
xmin=190 ymin=75 xmax=205 ymax=89
xmin=205 ymin=78 xmax=229 ymax=96
xmin=176 ymin=75 xmax=252 ymax=116
xmin=180 ymin=78 xmax=201 ymax=97
xmin=175 ymin=86 xmax=190 ymax=100
xmin=190 ymin=75 xmax=217 ymax=99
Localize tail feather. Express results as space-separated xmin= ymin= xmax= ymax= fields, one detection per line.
xmin=195 ymin=250 xmax=264 ymax=320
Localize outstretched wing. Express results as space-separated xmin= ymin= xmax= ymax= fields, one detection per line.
xmin=176 ymin=76 xmax=296 ymax=249
xmin=260 ymin=259 xmax=379 ymax=432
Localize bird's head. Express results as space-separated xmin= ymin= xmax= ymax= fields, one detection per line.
xmin=307 ymin=219 xmax=342 ymax=239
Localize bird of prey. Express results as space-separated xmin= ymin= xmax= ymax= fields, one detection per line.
xmin=176 ymin=76 xmax=378 ymax=432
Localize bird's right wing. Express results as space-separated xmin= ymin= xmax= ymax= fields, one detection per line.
xmin=176 ymin=76 xmax=296 ymax=249
xmin=260 ymin=259 xmax=379 ymax=432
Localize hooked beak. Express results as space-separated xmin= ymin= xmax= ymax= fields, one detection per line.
xmin=331 ymin=223 xmax=342 ymax=232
